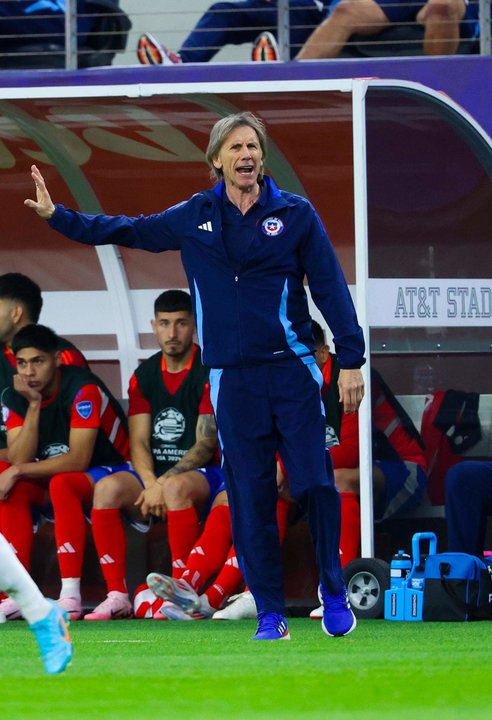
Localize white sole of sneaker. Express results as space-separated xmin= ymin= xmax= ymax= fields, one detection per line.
xmin=147 ymin=573 xmax=199 ymax=612
xmin=321 ymin=613 xmax=357 ymax=637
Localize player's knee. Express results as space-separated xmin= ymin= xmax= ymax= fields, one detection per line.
xmin=211 ymin=489 xmax=229 ymax=508
xmin=161 ymin=474 xmax=192 ymax=507
xmin=48 ymin=472 xmax=66 ymax=500
xmin=334 ymin=468 xmax=360 ymax=494
xmin=330 ymin=0 xmax=362 ymax=25
xmin=2 ymin=480 xmax=31 ymax=504
xmin=92 ymin=474 xmax=127 ymax=509
xmin=419 ymin=0 xmax=463 ymax=25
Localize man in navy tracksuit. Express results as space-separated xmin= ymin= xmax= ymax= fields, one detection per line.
xmin=25 ymin=111 xmax=365 ymax=640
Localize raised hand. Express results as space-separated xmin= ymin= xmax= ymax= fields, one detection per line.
xmin=24 ymin=164 xmax=56 ymax=220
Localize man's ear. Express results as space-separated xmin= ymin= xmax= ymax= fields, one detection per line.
xmin=54 ymin=350 xmax=62 ymax=367
xmin=11 ymin=303 xmax=24 ymax=327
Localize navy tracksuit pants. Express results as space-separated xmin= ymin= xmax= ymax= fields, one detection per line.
xmin=179 ymin=0 xmax=327 ymax=62
xmin=446 ymin=461 xmax=492 ymax=556
xmin=210 ymin=358 xmax=344 ymax=615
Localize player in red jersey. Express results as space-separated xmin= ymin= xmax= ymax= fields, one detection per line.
xmin=0 ymin=324 xmax=130 ymax=620
xmin=0 ymin=272 xmax=87 ymax=463
xmin=83 ymin=290 xmax=233 ymax=621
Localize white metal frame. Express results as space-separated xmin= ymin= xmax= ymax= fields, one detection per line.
xmin=3 ymin=76 xmax=491 ymax=557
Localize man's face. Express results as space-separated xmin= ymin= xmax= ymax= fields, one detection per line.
xmin=213 ymin=125 xmax=263 ymax=192
xmin=15 ymin=347 xmax=60 ymax=397
xmin=152 ymin=310 xmax=195 ymax=360
xmin=0 ymin=299 xmax=17 ymax=345
xmin=314 ymin=343 xmax=330 ymax=371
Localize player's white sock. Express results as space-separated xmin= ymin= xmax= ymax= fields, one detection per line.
xmin=0 ymin=533 xmax=51 ymax=624
xmin=59 ymin=577 xmax=81 ymax=601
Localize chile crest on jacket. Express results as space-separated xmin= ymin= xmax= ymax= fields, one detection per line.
xmin=262 ymin=217 xmax=284 ymax=237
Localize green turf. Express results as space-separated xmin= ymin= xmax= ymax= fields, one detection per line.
xmin=1 ymin=618 xmax=491 ymax=719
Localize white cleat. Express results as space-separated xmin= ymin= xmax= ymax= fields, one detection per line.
xmin=309 ymin=605 xmax=323 ymax=619
xmin=147 ymin=572 xmax=200 ymax=613
xmin=212 ymin=591 xmax=257 ymax=620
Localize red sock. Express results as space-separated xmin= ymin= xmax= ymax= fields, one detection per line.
xmin=167 ymin=506 xmax=201 ymax=578
xmin=181 ymin=505 xmax=232 ymax=591
xmin=339 ymin=492 xmax=361 ymax=567
xmin=49 ymin=472 xmax=93 ymax=579
xmin=91 ymin=508 xmax=127 ymax=593
xmin=276 ymin=496 xmax=290 ymax=543
xmin=0 ymin=479 xmax=45 ymax=570
xmin=205 ymin=544 xmax=243 ymax=610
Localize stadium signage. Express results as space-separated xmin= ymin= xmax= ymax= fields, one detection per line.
xmin=367 ymin=280 xmax=492 ymax=327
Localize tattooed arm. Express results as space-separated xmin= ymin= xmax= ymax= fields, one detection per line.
xmin=159 ymin=412 xmax=218 ymax=479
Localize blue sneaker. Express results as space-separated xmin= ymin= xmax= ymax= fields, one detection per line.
xmin=29 ymin=601 xmax=73 ymax=674
xmin=252 ymin=612 xmax=290 ymax=641
xmin=320 ymin=585 xmax=357 ymax=637
xmin=146 ymin=572 xmax=200 ymax=613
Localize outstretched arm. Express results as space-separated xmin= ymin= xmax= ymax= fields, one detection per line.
xmin=24 ymin=164 xmax=183 ymax=253
xmin=24 ymin=165 xmax=55 ymax=220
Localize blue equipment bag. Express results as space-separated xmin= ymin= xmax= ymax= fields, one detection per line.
xmin=423 ymin=553 xmax=492 ymax=621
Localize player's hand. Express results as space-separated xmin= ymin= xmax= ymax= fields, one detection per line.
xmin=13 ymin=374 xmax=42 ymax=404
xmin=24 ymin=164 xmax=56 ymax=220
xmin=338 ymin=368 xmax=364 ymax=415
xmin=0 ymin=465 xmax=21 ymax=501
xmin=134 ymin=481 xmax=165 ymax=518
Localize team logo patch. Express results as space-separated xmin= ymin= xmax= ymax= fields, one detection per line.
xmin=261 ymin=216 xmax=284 ymax=237
xmin=153 ymin=407 xmax=186 ymax=443
xmin=76 ymin=401 xmax=93 ymax=420
xmin=41 ymin=443 xmax=70 ymax=459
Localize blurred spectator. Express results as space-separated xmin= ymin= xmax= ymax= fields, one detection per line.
xmin=0 ymin=0 xmax=131 ymax=69
xmin=296 ymin=0 xmax=479 ymax=59
xmin=137 ymin=0 xmax=329 ymax=65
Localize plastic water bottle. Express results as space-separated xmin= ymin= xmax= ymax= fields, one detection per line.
xmin=390 ymin=550 xmax=412 ymax=588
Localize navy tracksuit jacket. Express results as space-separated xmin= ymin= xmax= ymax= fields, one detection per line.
xmin=49 ymin=175 xmax=365 ymax=613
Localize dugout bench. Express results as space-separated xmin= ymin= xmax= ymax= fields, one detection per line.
xmin=30 ymin=392 xmax=492 ymax=618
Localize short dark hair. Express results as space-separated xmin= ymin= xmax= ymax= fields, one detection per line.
xmin=12 ymin=324 xmax=59 ymax=355
xmin=154 ymin=290 xmax=192 ymax=315
xmin=311 ymin=320 xmax=326 ymax=348
xmin=0 ymin=273 xmax=43 ymax=323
